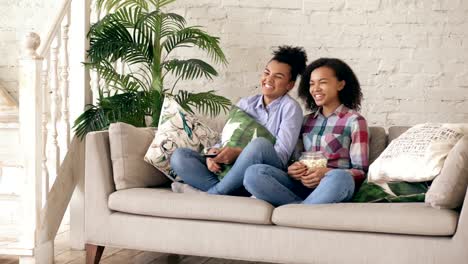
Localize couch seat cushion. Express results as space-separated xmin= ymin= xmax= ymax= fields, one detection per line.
xmin=108 ymin=188 xmax=274 ymax=225
xmin=272 ymin=203 xmax=458 ymax=236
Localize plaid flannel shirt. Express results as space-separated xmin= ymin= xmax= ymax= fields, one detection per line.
xmin=301 ymin=104 xmax=369 ymax=185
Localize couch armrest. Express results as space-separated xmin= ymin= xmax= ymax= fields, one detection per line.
xmin=85 ymin=131 xmax=115 ymax=243
xmin=454 ymin=187 xmax=468 ymax=244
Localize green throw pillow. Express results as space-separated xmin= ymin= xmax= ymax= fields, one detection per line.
xmin=353 ymin=180 xmax=429 ymax=203
xmin=216 ymin=105 xmax=276 ymax=179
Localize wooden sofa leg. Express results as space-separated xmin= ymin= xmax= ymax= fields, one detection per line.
xmin=86 ymin=243 xmax=105 ymax=264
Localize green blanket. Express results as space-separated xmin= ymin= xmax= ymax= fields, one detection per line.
xmin=353 ymin=180 xmax=430 ymax=203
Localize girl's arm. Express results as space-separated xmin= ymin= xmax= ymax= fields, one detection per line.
xmin=346 ymin=115 xmax=370 ymax=186
xmin=274 ymin=102 xmax=303 ymax=167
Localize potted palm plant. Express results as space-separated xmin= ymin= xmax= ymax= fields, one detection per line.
xmin=74 ymin=0 xmax=231 ymax=138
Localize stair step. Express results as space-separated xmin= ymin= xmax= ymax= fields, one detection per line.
xmin=0 ymin=122 xmax=18 ymax=129
xmin=0 ymin=109 xmax=18 ymax=124
xmin=0 ymin=224 xmax=20 ymax=240
xmin=0 ymin=241 xmax=33 ymax=257
xmin=0 ymin=124 xmax=20 ymax=165
xmin=0 ymin=165 xmax=23 ymax=195
xmin=0 ymin=222 xmax=32 ymax=257
xmin=0 ymin=195 xmax=21 ymax=227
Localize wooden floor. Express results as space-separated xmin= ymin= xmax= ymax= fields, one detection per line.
xmin=0 ymin=226 xmax=268 ymax=264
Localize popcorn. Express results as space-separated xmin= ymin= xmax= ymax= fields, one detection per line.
xmin=299 ymin=152 xmax=327 ymax=171
xmin=300 ymin=158 xmax=327 ymax=170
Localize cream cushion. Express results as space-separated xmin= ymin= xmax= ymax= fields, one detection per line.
xmin=368 ymin=123 xmax=468 ymax=183
xmin=368 ymin=126 xmax=387 ymax=164
xmin=109 ymin=122 xmax=168 ymax=190
xmin=426 ymin=136 xmax=468 ymax=209
xmin=272 ymin=203 xmax=458 ymax=236
xmin=108 ymin=188 xmax=274 ymax=225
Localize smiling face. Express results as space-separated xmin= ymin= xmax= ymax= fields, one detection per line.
xmin=261 ymin=60 xmax=295 ymax=105
xmin=309 ymin=66 xmax=345 ymax=111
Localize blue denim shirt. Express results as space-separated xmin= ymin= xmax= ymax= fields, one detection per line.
xmin=220 ymin=94 xmax=303 ymax=167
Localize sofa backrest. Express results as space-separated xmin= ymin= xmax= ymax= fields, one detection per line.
xmin=368 ymin=127 xmax=386 ymax=164
xmin=368 ymin=126 xmax=410 ymax=164
xmin=388 ymin=126 xmax=410 ymax=143
xmin=91 ymin=125 xmax=409 ymax=180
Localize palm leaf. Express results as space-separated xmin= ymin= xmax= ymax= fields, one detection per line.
xmin=96 ymin=0 xmax=149 ymax=12
xmin=135 ymin=10 xmax=186 ymax=39
xmin=96 ymin=0 xmax=177 ymax=12
xmin=173 ymin=90 xmax=231 ymax=117
xmin=73 ymin=104 xmax=108 ymax=139
xmin=88 ymin=10 xmax=152 ymax=65
xmin=162 ymin=27 xmax=227 ymax=65
xmin=162 ymin=59 xmax=218 ymax=81
xmin=73 ymin=91 xmax=153 ymax=139
xmin=84 ymin=61 xmax=148 ymax=92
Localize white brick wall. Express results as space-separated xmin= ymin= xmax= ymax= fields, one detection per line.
xmin=2 ymin=0 xmax=468 ymax=127
xmin=171 ymin=0 xmax=468 ymax=127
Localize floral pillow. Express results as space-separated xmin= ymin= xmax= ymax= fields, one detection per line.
xmin=144 ymin=97 xmax=219 ymax=177
xmin=216 ymin=105 xmax=276 ymax=179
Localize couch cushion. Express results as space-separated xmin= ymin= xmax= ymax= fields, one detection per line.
xmin=368 ymin=126 xmax=386 ymax=164
xmin=388 ymin=126 xmax=409 ymax=142
xmin=272 ymin=203 xmax=458 ymax=236
xmin=109 ymin=122 xmax=168 ymax=190
xmin=426 ymin=136 xmax=468 ymax=209
xmin=108 ymin=188 xmax=274 ymax=225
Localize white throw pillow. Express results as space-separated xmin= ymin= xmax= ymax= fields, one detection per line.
xmin=144 ymin=97 xmax=219 ymax=176
xmin=368 ymin=123 xmax=468 ymax=183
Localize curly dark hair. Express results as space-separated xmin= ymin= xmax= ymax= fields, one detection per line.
xmin=298 ymin=58 xmax=362 ymax=111
xmin=271 ymin=45 xmax=307 ymax=82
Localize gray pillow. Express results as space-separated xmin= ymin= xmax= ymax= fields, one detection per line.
xmin=109 ymin=122 xmax=168 ymax=190
xmin=426 ymin=136 xmax=468 ymax=209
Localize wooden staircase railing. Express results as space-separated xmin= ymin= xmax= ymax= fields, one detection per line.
xmin=17 ymin=0 xmax=92 ymax=263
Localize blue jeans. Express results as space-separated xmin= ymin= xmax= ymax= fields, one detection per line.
xmin=170 ymin=137 xmax=284 ymax=195
xmin=243 ymin=164 xmax=355 ymax=206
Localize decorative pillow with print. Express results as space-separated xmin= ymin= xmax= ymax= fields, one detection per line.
xmin=354 ymin=123 xmax=468 ymax=203
xmin=216 ymin=105 xmax=276 ymax=179
xmin=144 ymin=97 xmax=219 ymax=178
xmin=368 ymin=123 xmax=467 ymax=183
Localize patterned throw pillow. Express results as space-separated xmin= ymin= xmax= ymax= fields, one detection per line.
xmin=144 ymin=97 xmax=219 ymax=177
xmin=368 ymin=123 xmax=467 ymax=183
xmin=354 ymin=123 xmax=468 ymax=203
xmin=216 ymin=105 xmax=276 ymax=179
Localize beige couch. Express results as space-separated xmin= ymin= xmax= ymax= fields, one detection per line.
xmin=84 ymin=126 xmax=468 ymax=264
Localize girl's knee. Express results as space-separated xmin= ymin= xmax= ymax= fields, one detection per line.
xmin=243 ymin=164 xmax=270 ymax=188
xmin=243 ymin=164 xmax=269 ymax=187
xmin=246 ymin=137 xmax=272 ymax=150
xmin=170 ymin=148 xmax=191 ymax=167
xmin=325 ymin=170 xmax=355 ymax=188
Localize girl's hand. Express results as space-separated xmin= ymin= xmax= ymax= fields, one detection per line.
xmin=301 ymin=167 xmax=331 ymax=188
xmin=212 ymin=147 xmax=242 ymax=164
xmin=206 ymin=158 xmax=221 ymax=173
xmin=287 ymin=162 xmax=308 ymax=180
xmin=207 ymin=148 xmax=220 ymax=155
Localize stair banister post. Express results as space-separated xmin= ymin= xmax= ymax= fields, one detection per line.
xmin=18 ymin=32 xmax=51 ymax=264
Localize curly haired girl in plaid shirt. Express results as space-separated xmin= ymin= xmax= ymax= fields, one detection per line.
xmin=244 ymin=58 xmax=369 ymax=206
